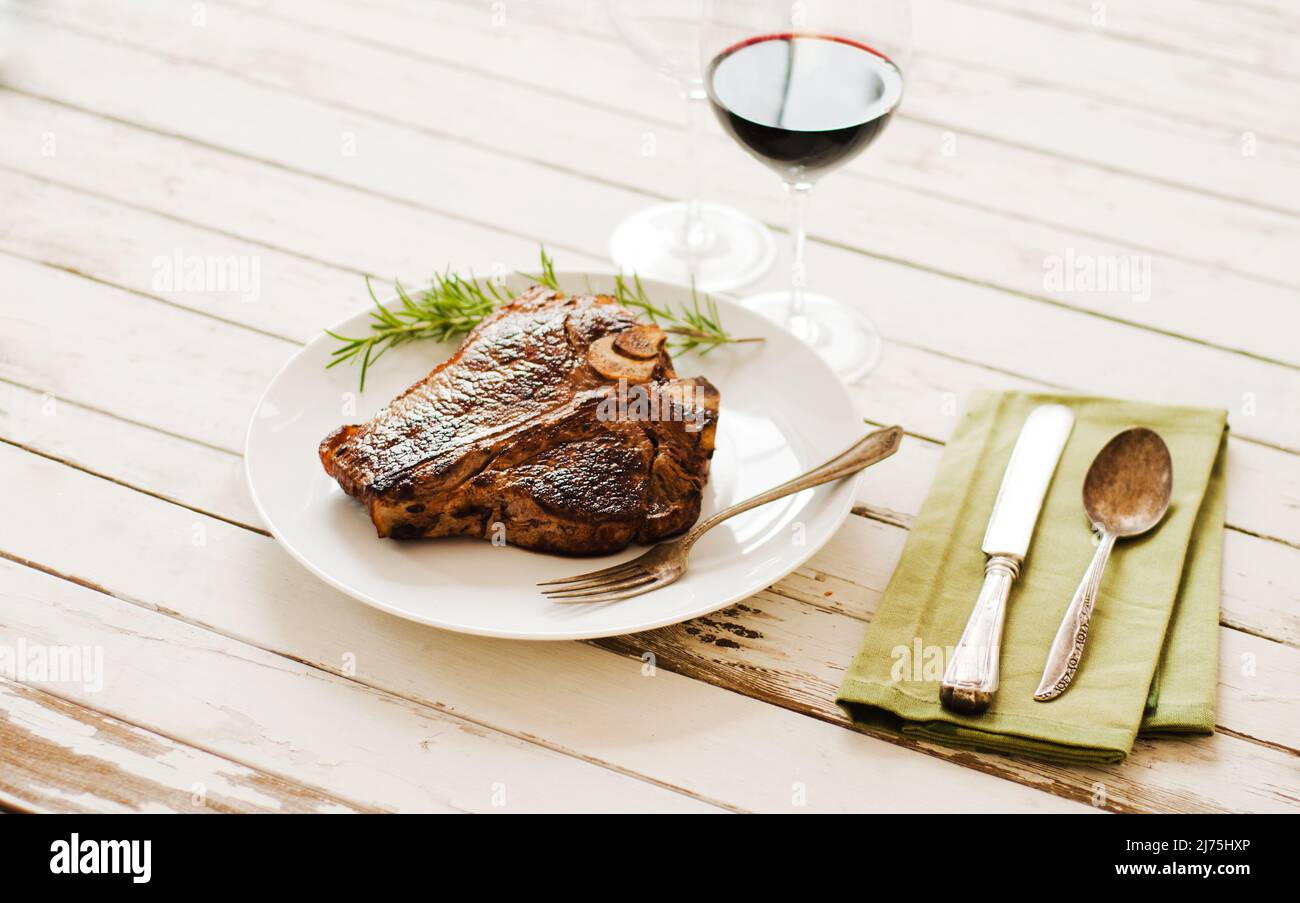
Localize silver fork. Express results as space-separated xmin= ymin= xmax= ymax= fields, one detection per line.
xmin=539 ymin=425 xmax=904 ymax=604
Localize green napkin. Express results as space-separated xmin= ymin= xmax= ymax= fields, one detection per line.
xmin=837 ymin=392 xmax=1228 ymax=764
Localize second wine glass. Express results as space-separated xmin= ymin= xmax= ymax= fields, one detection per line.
xmin=606 ymin=0 xmax=776 ymax=292
xmin=703 ymin=0 xmax=910 ymax=382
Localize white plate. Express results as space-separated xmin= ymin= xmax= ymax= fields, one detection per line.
xmin=245 ymin=271 xmax=863 ymax=640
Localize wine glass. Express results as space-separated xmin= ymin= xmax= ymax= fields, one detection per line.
xmin=606 ymin=0 xmax=776 ymax=292
xmin=703 ymin=0 xmax=910 ymax=382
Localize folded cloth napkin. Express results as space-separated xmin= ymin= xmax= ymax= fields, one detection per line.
xmin=837 ymin=392 xmax=1228 ymax=764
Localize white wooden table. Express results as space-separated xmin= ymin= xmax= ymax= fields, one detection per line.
xmin=0 ymin=0 xmax=1296 ymax=813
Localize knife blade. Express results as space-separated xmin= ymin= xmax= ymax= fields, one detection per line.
xmin=940 ymin=403 xmax=1075 ymax=715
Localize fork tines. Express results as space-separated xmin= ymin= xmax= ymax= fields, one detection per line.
xmin=538 ymin=564 xmax=657 ymax=603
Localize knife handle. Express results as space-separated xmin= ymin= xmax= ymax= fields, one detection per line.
xmin=940 ymin=555 xmax=1020 ymax=716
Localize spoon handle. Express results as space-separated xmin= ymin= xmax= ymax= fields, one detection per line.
xmin=1034 ymin=532 xmax=1117 ymax=701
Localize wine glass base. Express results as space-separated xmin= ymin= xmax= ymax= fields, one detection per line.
xmin=608 ymin=201 xmax=776 ymax=292
xmin=743 ymin=291 xmax=883 ymax=383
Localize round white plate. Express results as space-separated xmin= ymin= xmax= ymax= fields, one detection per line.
xmin=245 ymin=271 xmax=863 ymax=640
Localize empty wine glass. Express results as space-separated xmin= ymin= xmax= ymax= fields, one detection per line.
xmin=606 ymin=0 xmax=776 ymax=292
xmin=704 ymin=0 xmax=910 ymax=381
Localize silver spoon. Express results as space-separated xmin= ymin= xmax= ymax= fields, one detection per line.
xmin=1034 ymin=427 xmax=1173 ymax=701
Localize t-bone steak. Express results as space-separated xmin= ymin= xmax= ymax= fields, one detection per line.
xmin=319 ymin=286 xmax=720 ymax=555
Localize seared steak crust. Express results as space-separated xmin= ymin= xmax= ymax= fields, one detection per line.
xmin=320 ymin=287 xmax=719 ymax=555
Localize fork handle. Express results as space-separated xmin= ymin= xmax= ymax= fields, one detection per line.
xmin=681 ymin=425 xmax=904 ymax=548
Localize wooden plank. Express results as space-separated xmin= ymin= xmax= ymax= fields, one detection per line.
xmin=0 ymin=378 xmax=263 ymax=530
xmin=306 ymin=0 xmax=1300 ymax=288
xmin=597 ymin=583 xmax=1300 ymax=757
xmin=238 ymin=0 xmax=1300 ymax=214
xmin=722 ymin=560 xmax=1299 ymax=752
xmin=0 ymin=455 xmax=1084 ymax=813
xmin=971 ymin=0 xmax=1300 ymax=81
xmin=0 ymin=116 xmax=557 ymax=294
xmin=912 ymin=0 xmax=1300 ymax=139
xmin=0 ymin=298 xmax=1286 ymax=813
xmin=0 ymin=220 xmax=1284 ymax=810
xmin=2 ymin=249 xmax=1300 ymax=753
xmin=8 ymin=385 xmax=1293 ymax=761
xmin=0 ymin=0 xmax=1284 ymax=810
xmin=0 ymin=558 xmax=721 ymax=813
xmin=309 ymin=0 xmax=1300 ymax=143
xmin=0 ymin=437 xmax=1291 ymax=812
xmin=0 ymin=170 xmax=366 ymax=346
xmin=1224 ymin=0 xmax=1300 ymax=23
xmin=4 ymin=343 xmax=1296 ymax=658
xmin=0 ymin=251 xmax=295 ymax=454
xmin=3 ymin=88 xmax=1300 ymax=457
xmin=0 ymin=678 xmax=367 ymax=813
xmin=3 ymin=170 xmax=1298 ymax=553
xmin=8 ymin=4 xmax=1300 ymax=370
xmin=2 ymin=245 xmax=1296 ymax=645
xmin=908 ymin=55 xmax=1300 ymax=215
xmin=1 ymin=211 xmax=1296 ymax=651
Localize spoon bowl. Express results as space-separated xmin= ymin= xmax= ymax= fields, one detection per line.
xmin=1083 ymin=427 xmax=1173 ymax=537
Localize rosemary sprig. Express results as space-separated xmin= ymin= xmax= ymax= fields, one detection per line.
xmin=326 ymin=247 xmax=759 ymax=389
xmin=523 ymin=246 xmax=560 ymax=291
xmin=324 ymin=269 xmax=507 ymax=391
xmin=611 ymin=271 xmax=762 ymax=355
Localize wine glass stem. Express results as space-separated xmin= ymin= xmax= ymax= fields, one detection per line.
xmin=786 ymin=180 xmax=813 ymax=320
xmin=681 ymin=89 xmax=711 ymax=251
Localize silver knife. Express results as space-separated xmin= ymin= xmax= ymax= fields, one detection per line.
xmin=939 ymin=404 xmax=1075 ymax=715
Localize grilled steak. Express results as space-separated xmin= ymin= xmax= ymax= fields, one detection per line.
xmin=320 ymin=286 xmax=720 ymax=555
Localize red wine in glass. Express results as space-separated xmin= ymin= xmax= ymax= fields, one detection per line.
xmin=706 ymin=33 xmax=903 ymax=181
xmin=703 ymin=2 xmax=910 ymax=384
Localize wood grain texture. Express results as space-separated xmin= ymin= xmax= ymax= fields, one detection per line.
xmin=0 ymin=0 xmax=1294 ymax=813
xmin=301 ymin=0 xmax=1300 ymax=286
xmin=0 ymin=51 xmax=1295 ymax=453
xmin=0 ymin=215 xmax=1295 ymax=809
xmin=2 ymin=171 xmax=1297 ymax=551
xmin=967 ymin=0 xmax=1300 ymax=81
xmin=0 ymin=679 xmax=367 ymax=813
xmin=0 ymin=420 xmax=1293 ymax=813
xmin=0 ymin=443 xmax=1087 ymax=812
xmin=3 ymin=343 xmax=1295 ymax=747
xmin=305 ymin=0 xmax=1300 ymax=211
xmin=8 ymin=2 xmax=1300 ymax=368
xmin=0 ymin=558 xmax=725 ymax=814
xmin=1 ymin=242 xmax=1294 ymax=650
xmin=1 ymin=79 xmax=1297 ymax=450
xmin=913 ymin=0 xmax=1300 ymax=140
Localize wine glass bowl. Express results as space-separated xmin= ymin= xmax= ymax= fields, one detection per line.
xmin=707 ymin=34 xmax=903 ymax=182
xmin=608 ymin=0 xmax=708 ymax=85
xmin=605 ymin=0 xmax=777 ymax=292
xmin=703 ymin=0 xmax=911 ymax=382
